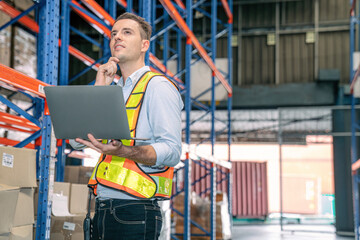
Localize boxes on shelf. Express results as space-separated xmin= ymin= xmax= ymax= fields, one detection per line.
xmin=0 ymin=146 xmax=37 ymax=188
xmin=0 ymin=184 xmax=19 ymax=234
xmin=64 ymin=166 xmax=93 ymax=184
xmin=69 ymin=184 xmax=88 ymax=214
xmin=13 ymin=188 xmax=35 ymax=227
xmin=0 ymin=12 xmax=11 ymax=67
xmin=0 ymin=224 xmax=33 ymax=240
xmin=173 ymin=192 xmax=231 ymax=240
xmin=50 ymin=216 xmax=84 ymax=240
xmin=53 ymin=182 xmax=89 ymax=216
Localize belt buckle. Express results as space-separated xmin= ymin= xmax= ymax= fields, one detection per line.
xmin=99 ymin=203 xmax=106 ymax=207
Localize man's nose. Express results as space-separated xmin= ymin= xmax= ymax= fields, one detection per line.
xmin=114 ymin=32 xmax=122 ymax=41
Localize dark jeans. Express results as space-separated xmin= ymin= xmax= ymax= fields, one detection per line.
xmin=91 ymin=198 xmax=162 ymax=240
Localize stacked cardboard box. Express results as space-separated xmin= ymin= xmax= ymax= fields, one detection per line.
xmin=64 ymin=166 xmax=93 ymax=184
xmin=0 ymin=11 xmax=11 ymax=67
xmin=64 ymin=165 xmax=96 ymax=211
xmin=50 ymin=181 xmax=91 ymax=240
xmin=173 ymin=192 xmax=231 ymax=240
xmin=50 ymin=216 xmax=84 ymax=240
xmin=0 ymin=146 xmax=37 ymax=240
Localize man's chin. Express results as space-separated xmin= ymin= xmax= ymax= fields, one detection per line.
xmin=113 ymin=55 xmax=126 ymax=63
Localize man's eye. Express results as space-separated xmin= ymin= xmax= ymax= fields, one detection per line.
xmin=124 ymin=31 xmax=131 ymax=34
xmin=111 ymin=32 xmax=116 ymax=37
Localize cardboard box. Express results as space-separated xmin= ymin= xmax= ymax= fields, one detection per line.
xmin=0 ymin=12 xmax=11 ymax=67
xmin=50 ymin=216 xmax=84 ymax=240
xmin=0 ymin=224 xmax=33 ymax=240
xmin=54 ymin=182 xmax=71 ymax=198
xmin=69 ymin=184 xmax=88 ymax=214
xmin=0 ymin=146 xmax=37 ymax=188
xmin=33 ymin=187 xmax=38 ymax=219
xmin=64 ymin=166 xmax=94 ymax=184
xmin=78 ymin=166 xmax=93 ymax=184
xmin=13 ymin=188 xmax=35 ymax=227
xmin=0 ymin=184 xmax=19 ymax=234
xmin=64 ymin=166 xmax=80 ymax=184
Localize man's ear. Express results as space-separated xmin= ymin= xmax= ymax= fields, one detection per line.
xmin=141 ymin=39 xmax=150 ymax=53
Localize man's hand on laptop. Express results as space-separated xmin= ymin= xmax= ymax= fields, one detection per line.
xmin=95 ymin=57 xmax=119 ymax=86
xmin=75 ymin=134 xmax=123 ymax=156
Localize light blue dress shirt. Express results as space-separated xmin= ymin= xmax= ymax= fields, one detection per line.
xmin=70 ymin=66 xmax=183 ymax=200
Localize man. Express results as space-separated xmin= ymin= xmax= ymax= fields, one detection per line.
xmin=72 ymin=12 xmax=183 ymax=240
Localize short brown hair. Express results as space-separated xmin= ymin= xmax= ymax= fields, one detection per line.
xmin=115 ymin=12 xmax=152 ymax=40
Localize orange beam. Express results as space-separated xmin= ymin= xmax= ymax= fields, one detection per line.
xmin=0 ymin=1 xmax=39 ymax=32
xmin=70 ymin=0 xmax=111 ymax=36
xmin=0 ymin=64 xmax=49 ymax=98
xmin=0 ymin=111 xmax=40 ymax=131
xmin=80 ymin=0 xmax=115 ymax=25
xmin=159 ymin=0 xmax=232 ymax=96
xmin=0 ymin=123 xmax=36 ymax=134
xmin=220 ymin=0 xmax=233 ymax=23
xmin=116 ymin=0 xmax=127 ymax=8
xmin=174 ymin=0 xmax=186 ymax=10
xmin=0 ymin=138 xmax=35 ymax=149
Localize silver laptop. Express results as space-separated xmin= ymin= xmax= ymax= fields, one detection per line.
xmin=44 ymin=85 xmax=143 ymax=140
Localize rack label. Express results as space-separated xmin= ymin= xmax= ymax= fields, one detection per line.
xmin=38 ymin=85 xmax=45 ymax=95
xmin=2 ymin=153 xmax=14 ymax=168
xmin=63 ymin=222 xmax=76 ymax=231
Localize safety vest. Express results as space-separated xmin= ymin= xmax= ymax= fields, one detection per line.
xmin=88 ymin=71 xmax=178 ymax=199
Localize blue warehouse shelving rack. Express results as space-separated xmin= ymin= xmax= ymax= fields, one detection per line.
xmin=0 ymin=0 xmax=233 ymax=239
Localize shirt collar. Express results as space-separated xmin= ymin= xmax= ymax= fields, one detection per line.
xmin=117 ymin=66 xmax=150 ymax=87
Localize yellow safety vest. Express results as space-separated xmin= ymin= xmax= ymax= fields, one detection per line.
xmin=88 ymin=71 xmax=178 ymax=199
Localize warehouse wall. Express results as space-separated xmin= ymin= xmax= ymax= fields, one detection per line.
xmin=232 ymin=0 xmax=349 ymax=87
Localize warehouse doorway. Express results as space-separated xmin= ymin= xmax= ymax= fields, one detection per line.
xmin=278 ymin=107 xmax=337 ymax=235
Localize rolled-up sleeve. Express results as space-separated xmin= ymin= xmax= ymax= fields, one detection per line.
xmin=146 ymin=77 xmax=183 ymax=167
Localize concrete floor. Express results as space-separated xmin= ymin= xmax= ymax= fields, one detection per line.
xmin=232 ymin=225 xmax=354 ymax=240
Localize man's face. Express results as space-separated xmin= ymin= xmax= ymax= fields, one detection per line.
xmin=110 ymin=19 xmax=149 ymax=63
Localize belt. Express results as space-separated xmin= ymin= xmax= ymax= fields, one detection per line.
xmin=95 ymin=198 xmax=159 ymax=210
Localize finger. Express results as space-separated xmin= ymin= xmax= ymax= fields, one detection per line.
xmin=111 ymin=140 xmax=122 ymax=147
xmin=75 ymin=138 xmax=102 ymax=153
xmin=109 ymin=57 xmax=120 ymax=63
xmin=87 ymin=134 xmax=104 ymax=149
xmin=109 ymin=61 xmax=118 ymax=75
xmin=104 ymin=63 xmax=117 ymax=77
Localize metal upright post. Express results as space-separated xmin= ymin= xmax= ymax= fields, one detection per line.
xmin=127 ymin=0 xmax=133 ymax=13
xmin=104 ymin=0 xmax=116 ymax=58
xmin=177 ymin=30 xmax=182 ymax=74
xmin=184 ymin=0 xmax=193 ymax=239
xmin=227 ymin=0 xmax=233 ymax=227
xmin=36 ymin=0 xmax=60 ymax=239
xmin=210 ymin=0 xmax=217 ymax=239
xmin=56 ymin=0 xmax=70 ymax=182
xmin=278 ymin=108 xmax=284 ymax=231
xmin=34 ymin=98 xmax=43 ymax=179
xmin=142 ymin=0 xmax=151 ymax=66
xmin=150 ymin=0 xmax=156 ymax=54
xmin=59 ymin=0 xmax=70 ymax=86
xmin=163 ymin=13 xmax=169 ymax=73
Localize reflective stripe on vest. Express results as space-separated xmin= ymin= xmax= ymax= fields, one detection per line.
xmin=88 ymin=71 xmax=177 ymax=199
